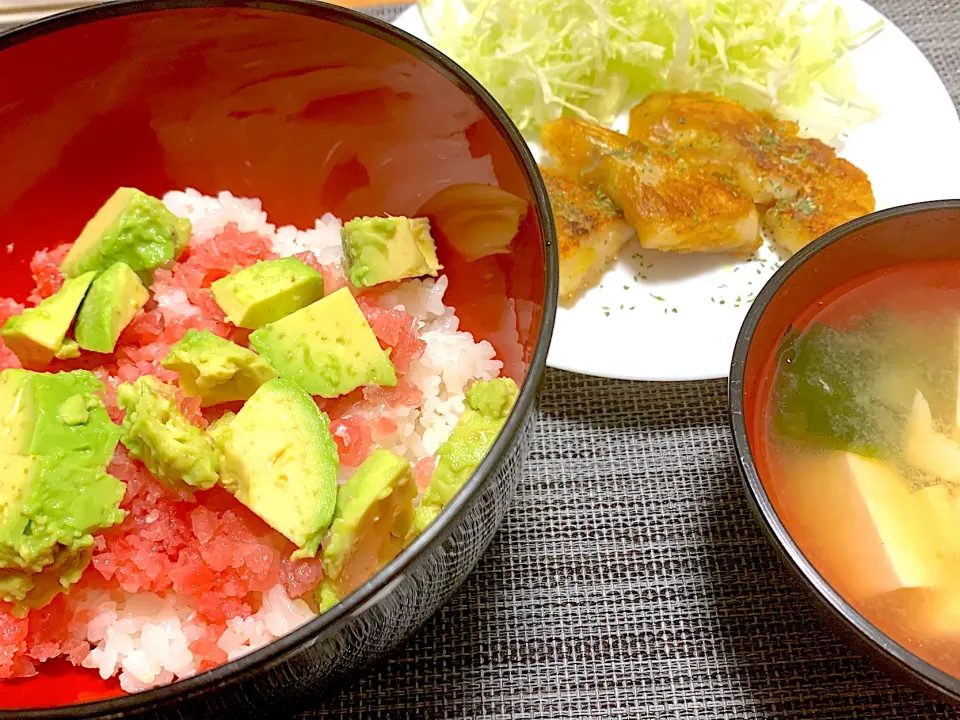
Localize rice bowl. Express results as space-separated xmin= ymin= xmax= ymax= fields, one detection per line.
xmin=0 ymin=2 xmax=556 ymax=713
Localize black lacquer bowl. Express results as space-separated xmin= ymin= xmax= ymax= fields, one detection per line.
xmin=0 ymin=1 xmax=557 ymax=716
xmin=730 ymin=201 xmax=960 ymax=705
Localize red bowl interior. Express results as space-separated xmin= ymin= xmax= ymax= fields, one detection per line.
xmin=0 ymin=1 xmax=551 ymax=708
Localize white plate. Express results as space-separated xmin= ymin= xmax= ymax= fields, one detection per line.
xmin=393 ymin=1 xmax=960 ymax=381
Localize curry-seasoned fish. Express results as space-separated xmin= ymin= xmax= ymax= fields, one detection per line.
xmin=541 ymin=167 xmax=634 ymax=305
xmin=541 ymin=117 xmax=760 ymax=255
xmin=627 ymin=91 xmax=875 ymax=255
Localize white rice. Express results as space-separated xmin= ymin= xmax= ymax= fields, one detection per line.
xmin=74 ymin=585 xmax=312 ymax=693
xmin=273 ymin=216 xmax=345 ymax=267
xmin=161 ymin=189 xmax=276 ymax=244
xmin=76 ymin=590 xmax=202 ymax=692
xmin=162 ymin=188 xmax=345 ymax=267
xmin=151 ymin=286 xmax=199 ymax=320
xmin=67 ymin=190 xmax=503 ymax=691
xmin=215 ymin=586 xmax=316 ymax=663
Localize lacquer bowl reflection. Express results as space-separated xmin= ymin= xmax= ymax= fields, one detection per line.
xmin=0 ymin=1 xmax=557 ymax=716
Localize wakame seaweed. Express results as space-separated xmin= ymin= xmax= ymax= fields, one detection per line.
xmin=770 ymin=309 xmax=960 ymax=460
xmin=774 ymin=319 xmax=897 ymax=458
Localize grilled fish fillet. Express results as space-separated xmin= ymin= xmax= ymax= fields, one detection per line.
xmin=541 ymin=167 xmax=635 ymax=305
xmin=541 ymin=117 xmax=760 ymax=255
xmin=627 ymin=91 xmax=875 ymax=255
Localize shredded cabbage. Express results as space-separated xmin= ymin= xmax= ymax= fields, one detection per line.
xmin=419 ymin=0 xmax=883 ymax=142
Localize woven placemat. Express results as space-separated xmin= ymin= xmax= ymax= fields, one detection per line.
xmin=295 ymin=1 xmax=960 ymax=718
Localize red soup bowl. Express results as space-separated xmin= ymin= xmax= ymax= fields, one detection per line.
xmin=0 ymin=1 xmax=557 ymax=716
xmin=730 ymin=200 xmax=960 ymax=704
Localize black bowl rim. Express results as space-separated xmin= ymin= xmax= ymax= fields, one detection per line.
xmin=0 ymin=1 xmax=558 ymax=716
xmin=729 ymin=198 xmax=960 ymax=702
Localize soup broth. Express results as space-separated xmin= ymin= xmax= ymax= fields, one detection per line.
xmin=759 ymin=260 xmax=960 ymax=678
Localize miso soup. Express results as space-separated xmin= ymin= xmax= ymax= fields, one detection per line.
xmin=760 ymin=260 xmax=960 ymax=678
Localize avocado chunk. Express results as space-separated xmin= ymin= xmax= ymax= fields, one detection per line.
xmin=342 ymin=216 xmax=442 ymax=288
xmin=0 ymin=546 xmax=93 ymax=612
xmin=210 ymin=258 xmax=325 ymax=330
xmin=54 ymin=339 xmax=81 ymax=360
xmin=0 ymin=271 xmax=97 ymax=369
xmin=249 ymin=287 xmax=396 ymax=398
xmin=206 ymin=411 xmax=235 ymax=446
xmin=161 ymin=329 xmax=278 ymax=407
xmin=316 ymin=449 xmax=416 ymax=611
xmin=117 ymin=375 xmax=219 ymax=490
xmin=74 ymin=262 xmax=150 ymax=353
xmin=0 ymin=369 xmax=125 ymax=612
xmin=0 ymin=369 xmax=122 ymax=467
xmin=60 ymin=187 xmax=191 ymax=278
xmin=214 ymin=378 xmax=339 ymax=558
xmin=408 ymin=378 xmax=518 ymax=542
xmin=0 ymin=454 xmax=125 ymax=570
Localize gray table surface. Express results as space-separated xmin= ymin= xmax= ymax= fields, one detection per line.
xmin=296 ymin=1 xmax=960 ymax=718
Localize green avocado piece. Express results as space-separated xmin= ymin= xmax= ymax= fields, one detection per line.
xmin=466 ymin=377 xmax=520 ymax=419
xmin=74 ymin=262 xmax=150 ymax=353
xmin=54 ymin=339 xmax=81 ymax=360
xmin=210 ymin=258 xmax=325 ymax=330
xmin=249 ymin=287 xmax=396 ymax=398
xmin=57 ymin=393 xmax=89 ymax=425
xmin=215 ymin=378 xmax=339 ymax=558
xmin=60 ymin=187 xmax=191 ymax=278
xmin=0 ymin=453 xmax=125 ymax=591
xmin=316 ymin=448 xmax=416 ymax=612
xmin=0 ymin=369 xmax=125 ymax=612
xmin=161 ymin=329 xmax=278 ymax=407
xmin=117 ymin=375 xmax=219 ymax=490
xmin=408 ymin=378 xmax=518 ymax=542
xmin=0 ymin=545 xmax=93 ymax=615
xmin=0 ymin=369 xmax=121 ymax=467
xmin=0 ymin=271 xmax=97 ymax=369
xmin=342 ymin=216 xmax=442 ymax=288
xmin=206 ymin=411 xmax=235 ymax=446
